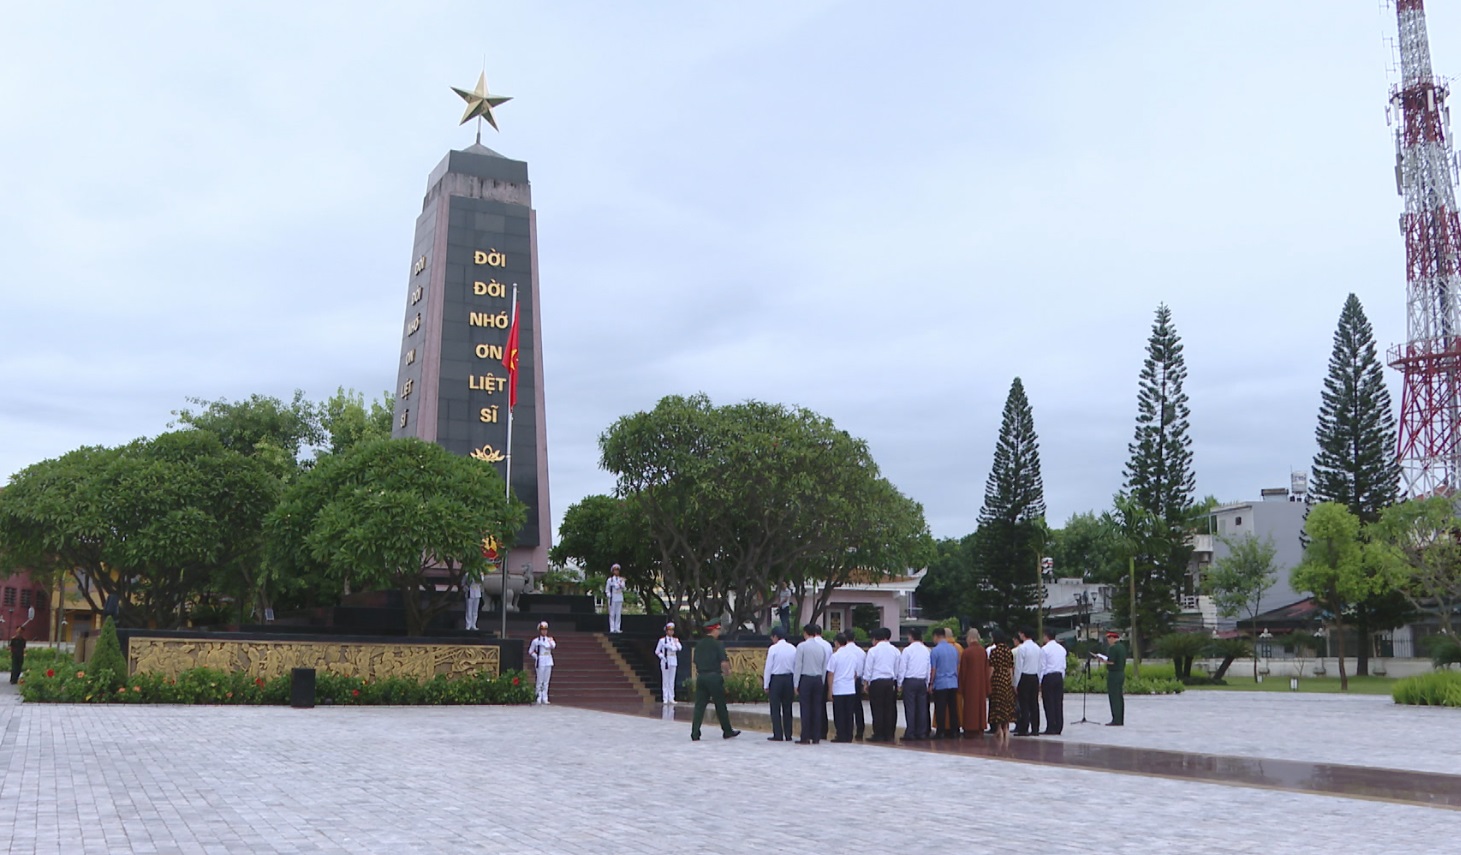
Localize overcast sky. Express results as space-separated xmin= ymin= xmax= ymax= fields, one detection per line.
xmin=4 ymin=1 xmax=1456 ymax=541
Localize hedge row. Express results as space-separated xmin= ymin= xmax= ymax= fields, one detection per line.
xmin=19 ymin=652 xmax=533 ymax=706
xmin=1392 ymin=671 xmax=1461 ymax=707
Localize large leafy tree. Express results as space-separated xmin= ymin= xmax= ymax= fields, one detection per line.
xmin=1117 ymin=303 xmax=1196 ymax=640
xmin=0 ymin=432 xmax=280 ymax=628
xmin=1310 ymin=293 xmax=1404 ymax=673
xmin=915 ymin=533 xmax=978 ymax=621
xmin=1049 ymin=511 xmax=1126 ymax=584
xmin=1292 ymin=502 xmax=1400 ymax=691
xmin=319 ymin=387 xmax=395 ymax=459
xmin=1372 ymin=495 xmax=1461 ymax=635
xmin=598 ymin=394 xmax=932 ymax=630
xmin=171 ymin=390 xmax=325 ymax=480
xmin=172 ymin=387 xmax=393 ymax=617
xmin=266 ymin=438 xmax=524 ymax=635
xmin=1204 ymin=533 xmax=1278 ymax=682
xmin=550 ymin=494 xmax=661 ymax=610
xmin=969 ymin=377 xmax=1046 ymax=631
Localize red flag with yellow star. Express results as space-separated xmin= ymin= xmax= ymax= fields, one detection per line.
xmin=502 ymin=304 xmax=520 ymax=410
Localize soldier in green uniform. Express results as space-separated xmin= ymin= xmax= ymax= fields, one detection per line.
xmin=690 ymin=621 xmax=741 ymax=742
xmin=1104 ymin=630 xmax=1129 ymax=726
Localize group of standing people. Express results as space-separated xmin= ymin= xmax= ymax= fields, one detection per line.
xmin=751 ymin=623 xmax=1130 ymax=745
xmin=760 ymin=624 xmax=1008 ymax=744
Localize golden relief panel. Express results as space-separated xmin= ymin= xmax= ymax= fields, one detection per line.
xmin=127 ymin=638 xmax=501 ymax=682
xmin=727 ymin=649 xmax=762 ymax=677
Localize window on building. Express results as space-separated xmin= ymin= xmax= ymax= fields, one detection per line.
xmin=1235 ymin=516 xmax=1243 ymax=526
xmin=2 ymin=587 xmax=14 ymax=607
xmin=19 ymin=589 xmax=32 ymax=608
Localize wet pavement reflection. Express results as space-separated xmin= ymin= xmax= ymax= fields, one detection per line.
xmin=568 ymin=700 xmax=1461 ymax=811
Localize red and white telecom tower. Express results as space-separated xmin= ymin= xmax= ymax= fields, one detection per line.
xmin=1387 ymin=0 xmax=1461 ymax=497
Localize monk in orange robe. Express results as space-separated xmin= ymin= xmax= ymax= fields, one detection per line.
xmin=957 ymin=628 xmax=991 ymax=735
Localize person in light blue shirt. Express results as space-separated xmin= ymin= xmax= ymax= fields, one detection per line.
xmin=928 ymin=627 xmax=962 ymax=739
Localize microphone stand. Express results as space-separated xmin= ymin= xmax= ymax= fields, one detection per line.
xmin=1072 ymin=654 xmax=1097 ymax=726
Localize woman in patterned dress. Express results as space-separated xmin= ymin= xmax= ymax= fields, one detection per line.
xmin=987 ymin=630 xmax=1017 ymax=745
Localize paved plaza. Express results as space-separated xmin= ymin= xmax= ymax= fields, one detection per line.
xmin=1 ymin=681 xmax=1457 ymax=854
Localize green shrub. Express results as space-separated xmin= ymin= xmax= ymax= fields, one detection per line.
xmin=1393 ymin=671 xmax=1461 ymax=706
xmin=21 ymin=665 xmax=532 ymax=706
xmin=1425 ymin=635 xmax=1461 ymax=669
xmin=681 ymin=672 xmax=769 ymax=703
xmin=19 ymin=646 xmax=71 ymax=672
xmin=1065 ymin=663 xmax=1185 ymax=695
xmin=88 ymin=618 xmax=127 ymax=691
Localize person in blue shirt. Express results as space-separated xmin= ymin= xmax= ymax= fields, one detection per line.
xmin=928 ymin=627 xmax=962 ymax=739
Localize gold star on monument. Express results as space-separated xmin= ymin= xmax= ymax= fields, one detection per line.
xmin=452 ymin=72 xmax=512 ymax=131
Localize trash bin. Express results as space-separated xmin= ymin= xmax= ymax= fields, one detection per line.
xmin=291 ymin=667 xmax=316 ymax=709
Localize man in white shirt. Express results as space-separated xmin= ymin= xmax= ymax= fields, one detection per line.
xmin=1039 ymin=628 xmax=1068 ymax=735
xmin=862 ymin=627 xmax=900 ymax=743
xmin=774 ymin=584 xmax=793 ymax=631
xmin=847 ymin=633 xmax=868 ymax=741
xmin=1013 ymin=628 xmax=1043 ymax=736
xmin=654 ymin=622 xmax=682 ymax=705
xmin=762 ymin=626 xmax=797 ymax=742
xmin=527 ymin=621 xmax=556 ymax=705
xmin=813 ymin=626 xmax=834 ymax=740
xmin=604 ymin=565 xmax=627 ymax=633
xmin=826 ymin=633 xmax=864 ymax=742
xmin=792 ymin=624 xmax=829 ymax=744
xmin=897 ymin=627 xmax=933 ymax=741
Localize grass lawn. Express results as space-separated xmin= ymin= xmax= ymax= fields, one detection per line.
xmin=1187 ymin=674 xmax=1397 ymax=695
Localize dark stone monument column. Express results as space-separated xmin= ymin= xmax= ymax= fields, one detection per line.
xmin=391 ymin=142 xmax=551 ymax=590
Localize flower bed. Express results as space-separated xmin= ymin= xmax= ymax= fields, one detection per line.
xmin=19 ymin=653 xmax=532 ymax=706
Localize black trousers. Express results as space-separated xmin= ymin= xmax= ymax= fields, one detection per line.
xmin=1041 ymin=673 xmax=1065 ymax=734
xmin=1016 ymin=673 xmax=1041 ymax=734
xmin=852 ymin=678 xmax=866 ymax=737
xmin=932 ymin=687 xmax=960 ymax=736
xmin=832 ymin=693 xmax=857 ymax=741
xmin=9 ymin=652 xmax=22 ymax=685
xmin=868 ymin=678 xmax=897 ymax=741
xmin=797 ymin=675 xmax=825 ymax=741
xmin=902 ymin=680 xmax=930 ymax=739
xmin=767 ymin=673 xmax=794 ymax=740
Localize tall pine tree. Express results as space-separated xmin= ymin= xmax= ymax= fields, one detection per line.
xmin=1311 ymin=293 xmax=1407 ymax=675
xmin=969 ymin=377 xmax=1046 ymax=631
xmin=1117 ymin=304 xmax=1196 ymax=646
xmin=1312 ymin=293 xmax=1401 ymax=520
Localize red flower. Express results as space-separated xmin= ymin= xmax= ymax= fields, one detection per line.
xmin=351 ymin=689 xmax=361 ymax=697
xmin=511 ymin=677 xmax=520 ymax=686
xmin=45 ymin=669 xmax=54 ymax=678
xmin=255 ymin=678 xmax=266 ymax=688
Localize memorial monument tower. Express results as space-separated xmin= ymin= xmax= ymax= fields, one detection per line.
xmin=391 ymin=71 xmax=550 ymax=599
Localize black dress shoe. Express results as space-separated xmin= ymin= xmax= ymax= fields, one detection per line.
xmin=1106 ymin=722 xmax=1123 ymax=727
xmin=690 ymin=736 xmax=700 ymax=741
xmin=831 ymin=738 xmax=852 ymax=743
xmin=767 ymin=736 xmax=784 ymax=741
xmin=723 ymin=730 xmax=741 ymax=740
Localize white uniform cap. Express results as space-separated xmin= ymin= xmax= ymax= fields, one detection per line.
xmin=537 ymin=621 xmax=549 ymax=629
xmin=665 ymin=622 xmax=675 ymax=630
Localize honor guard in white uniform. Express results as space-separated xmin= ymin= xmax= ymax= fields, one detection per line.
xmin=464 ymin=579 xmax=483 ymax=631
xmin=654 ymin=623 xmax=683 ymax=703
xmin=605 ymin=565 xmax=627 ymax=633
xmin=528 ymin=621 xmax=556 ymax=704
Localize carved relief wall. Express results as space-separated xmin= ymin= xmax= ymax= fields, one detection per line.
xmin=127 ymin=637 xmax=502 ymax=681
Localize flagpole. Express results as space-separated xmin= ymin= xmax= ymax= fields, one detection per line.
xmin=500 ymin=283 xmax=518 ymax=639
